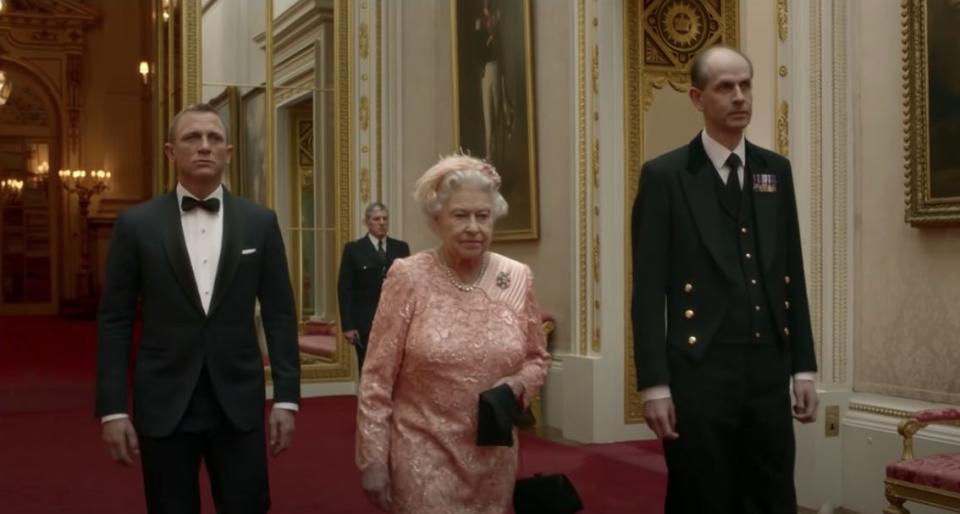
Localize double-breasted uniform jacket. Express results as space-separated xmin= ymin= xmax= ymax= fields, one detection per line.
xmin=337 ymin=235 xmax=411 ymax=338
xmin=95 ymin=190 xmax=300 ymax=437
xmin=631 ymin=134 xmax=817 ymax=391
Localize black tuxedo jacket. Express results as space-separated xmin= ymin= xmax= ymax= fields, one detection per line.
xmin=95 ymin=190 xmax=300 ymax=438
xmin=631 ymin=134 xmax=817 ymax=391
xmin=337 ymin=235 xmax=410 ymax=337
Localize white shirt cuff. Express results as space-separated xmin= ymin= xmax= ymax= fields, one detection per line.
xmin=273 ymin=402 xmax=299 ymax=412
xmin=793 ymin=372 xmax=816 ymax=382
xmin=101 ymin=413 xmax=129 ymax=424
xmin=640 ymin=385 xmax=672 ymax=403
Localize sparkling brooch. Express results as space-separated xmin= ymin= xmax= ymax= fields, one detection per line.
xmin=496 ymin=271 xmax=511 ymax=289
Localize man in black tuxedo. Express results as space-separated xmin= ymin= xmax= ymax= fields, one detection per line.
xmin=96 ymin=104 xmax=300 ymax=514
xmin=631 ymin=46 xmax=819 ymax=513
xmin=337 ymin=202 xmax=410 ymax=372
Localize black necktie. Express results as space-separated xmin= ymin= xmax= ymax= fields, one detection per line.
xmin=377 ymin=239 xmax=386 ymax=261
xmin=723 ymin=153 xmax=742 ymax=217
xmin=181 ymin=196 xmax=221 ymax=213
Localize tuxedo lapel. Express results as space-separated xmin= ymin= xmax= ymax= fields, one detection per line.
xmin=209 ymin=191 xmax=242 ymax=317
xmin=160 ymin=192 xmax=205 ymax=316
xmin=746 ymin=143 xmax=779 ymax=273
xmin=679 ymin=136 xmax=740 ymax=283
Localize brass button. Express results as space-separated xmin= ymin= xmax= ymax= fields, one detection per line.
xmin=785 ymin=301 xmax=790 ymax=310
xmin=784 ymin=327 xmax=790 ymax=336
xmin=745 ymin=252 xmax=752 ymax=259
xmin=740 ymin=227 xmax=748 ymax=234
xmin=755 ymin=332 xmax=761 ymax=339
xmin=684 ymin=309 xmax=695 ymax=319
xmin=755 ymin=305 xmax=761 ymax=312
xmin=751 ymin=279 xmax=758 ymax=285
xmin=684 ymin=283 xmax=693 ymax=293
xmin=784 ymin=275 xmax=791 ymax=285
xmin=688 ymin=336 xmax=697 ymax=346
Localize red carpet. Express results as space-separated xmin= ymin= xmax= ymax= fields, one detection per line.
xmin=0 ymin=316 xmax=666 ymax=513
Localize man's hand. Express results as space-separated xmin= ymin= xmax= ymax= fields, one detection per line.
xmin=643 ymin=398 xmax=679 ymax=440
xmin=269 ymin=408 xmax=296 ymax=456
xmin=102 ymin=418 xmax=139 ymax=466
xmin=792 ymin=380 xmax=819 ymax=423
xmin=361 ymin=464 xmax=392 ymax=511
xmin=343 ymin=330 xmax=359 ymax=345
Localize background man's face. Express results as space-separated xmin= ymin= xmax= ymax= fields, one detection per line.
xmin=691 ymin=50 xmax=753 ymax=135
xmin=165 ymin=112 xmax=232 ymax=184
xmin=366 ymin=208 xmax=389 ymax=240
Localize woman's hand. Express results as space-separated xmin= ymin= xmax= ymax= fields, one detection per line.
xmin=361 ymin=464 xmax=392 ymax=511
xmin=493 ymin=376 xmax=525 ymax=400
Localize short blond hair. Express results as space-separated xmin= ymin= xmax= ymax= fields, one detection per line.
xmin=413 ymin=154 xmax=508 ymax=219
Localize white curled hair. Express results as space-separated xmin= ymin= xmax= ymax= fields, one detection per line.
xmin=413 ymin=154 xmax=509 ymax=220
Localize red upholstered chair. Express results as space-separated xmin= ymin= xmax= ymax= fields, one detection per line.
xmin=884 ymin=407 xmax=960 ymax=513
xmin=298 ymin=319 xmax=338 ymax=361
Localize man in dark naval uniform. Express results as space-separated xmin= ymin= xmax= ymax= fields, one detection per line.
xmin=631 ymin=45 xmax=819 ymax=513
xmin=337 ymin=202 xmax=410 ymax=372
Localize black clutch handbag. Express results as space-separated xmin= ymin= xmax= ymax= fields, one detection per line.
xmin=513 ymin=473 xmax=583 ymax=514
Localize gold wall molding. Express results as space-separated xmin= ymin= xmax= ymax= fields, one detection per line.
xmin=360 ymin=166 xmax=370 ymax=204
xmin=358 ymin=22 xmax=369 ymax=60
xmin=359 ymin=95 xmax=369 ymax=130
xmin=182 ymin=0 xmax=201 ymax=106
xmin=808 ymin=0 xmax=824 ymax=376
xmin=849 ymin=402 xmax=913 ymax=420
xmin=375 ymin=0 xmax=382 ymax=199
xmin=776 ymin=100 xmax=790 ymax=157
xmin=577 ymin=0 xmax=588 ymax=356
xmin=623 ymin=0 xmax=740 ymax=424
xmin=777 ymin=0 xmax=789 ymax=42
xmin=331 ymin=0 xmax=356 ymax=380
xmin=831 ymin=0 xmax=849 ymax=385
xmin=591 ymin=45 xmax=599 ymax=95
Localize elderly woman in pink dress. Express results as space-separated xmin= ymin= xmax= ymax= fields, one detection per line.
xmin=356 ymin=154 xmax=550 ymax=513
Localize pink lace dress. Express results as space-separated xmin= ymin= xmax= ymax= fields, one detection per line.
xmin=356 ymin=251 xmax=550 ymax=514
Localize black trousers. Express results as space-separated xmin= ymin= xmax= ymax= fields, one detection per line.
xmin=138 ymin=367 xmax=270 ymax=514
xmin=662 ymin=342 xmax=797 ymax=514
xmin=354 ymin=330 xmax=369 ymax=373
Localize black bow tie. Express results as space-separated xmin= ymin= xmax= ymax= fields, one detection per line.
xmin=181 ymin=196 xmax=221 ymax=213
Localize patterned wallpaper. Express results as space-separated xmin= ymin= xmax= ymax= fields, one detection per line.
xmin=854 ymin=4 xmax=960 ymax=405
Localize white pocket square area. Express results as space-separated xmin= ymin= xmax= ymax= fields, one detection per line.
xmin=241 ymin=248 xmax=257 ymax=255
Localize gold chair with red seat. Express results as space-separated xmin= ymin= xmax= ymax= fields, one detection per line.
xmin=884 ymin=407 xmax=960 ymax=513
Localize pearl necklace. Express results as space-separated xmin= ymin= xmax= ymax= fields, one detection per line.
xmin=438 ymin=252 xmax=488 ymax=292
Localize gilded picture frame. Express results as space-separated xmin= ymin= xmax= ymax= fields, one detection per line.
xmin=451 ymin=0 xmax=539 ymax=241
xmin=903 ymin=0 xmax=960 ymax=225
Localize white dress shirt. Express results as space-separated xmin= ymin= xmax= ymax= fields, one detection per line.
xmin=102 ymin=184 xmax=295 ymax=423
xmin=640 ymin=131 xmax=815 ymax=404
xmin=367 ymin=233 xmax=386 ymax=253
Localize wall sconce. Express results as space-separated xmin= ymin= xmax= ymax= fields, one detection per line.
xmin=1 ymin=178 xmax=24 ymax=202
xmin=139 ymin=61 xmax=150 ymax=85
xmin=0 ymin=70 xmax=12 ymax=107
